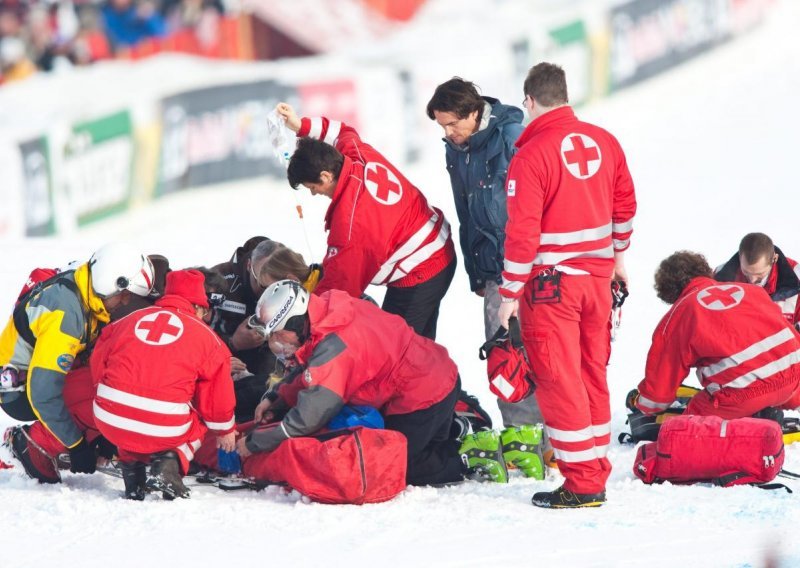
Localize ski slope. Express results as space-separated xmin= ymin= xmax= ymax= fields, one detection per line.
xmin=2 ymin=2 xmax=800 ymax=566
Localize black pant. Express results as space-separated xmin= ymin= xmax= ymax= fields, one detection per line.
xmin=384 ymin=378 xmax=464 ymax=486
xmin=233 ymin=374 xmax=268 ymax=423
xmin=382 ymin=257 xmax=456 ymax=340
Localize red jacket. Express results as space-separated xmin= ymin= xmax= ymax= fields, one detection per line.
xmin=636 ymin=277 xmax=800 ymax=413
xmin=91 ymin=295 xmax=236 ymax=443
xmin=246 ymin=290 xmax=459 ymax=453
xmin=499 ymin=106 xmax=636 ymax=298
xmin=297 ymin=117 xmax=455 ymax=297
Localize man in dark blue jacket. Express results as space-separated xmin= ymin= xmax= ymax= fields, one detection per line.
xmin=427 ymin=78 xmax=545 ymax=475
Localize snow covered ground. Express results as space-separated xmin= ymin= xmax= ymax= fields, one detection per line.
xmin=2 ymin=2 xmax=800 ymax=566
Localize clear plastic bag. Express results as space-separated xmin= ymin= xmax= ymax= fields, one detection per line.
xmin=266 ymin=108 xmax=295 ymax=167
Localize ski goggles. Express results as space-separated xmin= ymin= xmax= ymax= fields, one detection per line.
xmin=246 ymin=314 xmax=269 ymax=337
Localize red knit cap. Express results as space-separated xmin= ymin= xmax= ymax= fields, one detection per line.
xmin=164 ymin=269 xmax=208 ymax=308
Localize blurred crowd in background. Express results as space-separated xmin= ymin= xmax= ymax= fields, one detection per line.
xmin=0 ymin=0 xmax=428 ymax=86
xmin=0 ymin=0 xmax=232 ymax=84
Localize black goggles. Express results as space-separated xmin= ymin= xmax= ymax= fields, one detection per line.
xmin=207 ymin=292 xmax=226 ymax=308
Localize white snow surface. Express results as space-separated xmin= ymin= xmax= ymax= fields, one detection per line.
xmin=2 ymin=3 xmax=800 ymax=566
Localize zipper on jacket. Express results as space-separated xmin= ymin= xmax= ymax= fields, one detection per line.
xmin=354 ymin=430 xmax=367 ymax=499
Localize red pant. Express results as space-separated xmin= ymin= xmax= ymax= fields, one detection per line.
xmin=28 ymin=366 xmax=100 ymax=458
xmin=520 ymin=273 xmax=612 ymax=494
xmin=688 ymin=371 xmax=800 ymax=419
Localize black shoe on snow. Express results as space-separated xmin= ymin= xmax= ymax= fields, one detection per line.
xmin=146 ymin=451 xmax=190 ymax=499
xmin=531 ymin=485 xmax=606 ymax=509
xmin=4 ymin=426 xmax=60 ymax=484
xmin=753 ymin=407 xmax=784 ymax=426
xmin=121 ymin=461 xmax=147 ymax=501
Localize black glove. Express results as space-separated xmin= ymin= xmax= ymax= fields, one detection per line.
xmin=69 ymin=439 xmax=97 ymax=474
xmin=91 ymin=435 xmax=117 ymax=460
xmin=625 ymin=388 xmax=641 ymax=413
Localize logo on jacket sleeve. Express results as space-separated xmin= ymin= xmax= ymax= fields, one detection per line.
xmin=134 ymin=311 xmax=184 ymax=345
xmin=697 ymin=285 xmax=744 ymax=310
xmin=56 ymin=354 xmax=74 ymax=372
xmin=561 ymin=133 xmax=602 ymax=179
xmin=364 ymin=162 xmax=402 ymax=205
xmin=507 ymin=179 xmax=516 ymax=197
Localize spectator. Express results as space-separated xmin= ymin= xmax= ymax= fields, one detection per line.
xmin=101 ymin=0 xmax=167 ymax=52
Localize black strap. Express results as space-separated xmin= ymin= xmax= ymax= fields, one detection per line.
xmin=479 ymin=317 xmax=523 ymax=360
xmin=755 ymin=483 xmax=793 ymax=493
xmin=13 ymin=273 xmax=80 ymax=347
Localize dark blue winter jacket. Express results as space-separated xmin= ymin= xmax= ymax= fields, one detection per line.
xmin=443 ymin=98 xmax=524 ymax=291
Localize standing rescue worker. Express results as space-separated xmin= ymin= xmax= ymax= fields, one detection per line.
xmin=497 ymin=63 xmax=636 ymax=508
xmin=277 ymin=102 xmax=457 ymax=340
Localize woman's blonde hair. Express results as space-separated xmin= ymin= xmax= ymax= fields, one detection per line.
xmin=259 ymin=246 xmax=311 ymax=283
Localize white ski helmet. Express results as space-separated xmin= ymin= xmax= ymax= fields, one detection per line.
xmin=254 ymin=279 xmax=309 ymax=336
xmin=89 ymin=243 xmax=155 ymax=298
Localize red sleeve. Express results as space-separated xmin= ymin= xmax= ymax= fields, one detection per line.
xmin=194 ymin=342 xmax=236 ymax=434
xmin=636 ymin=312 xmax=692 ymax=414
xmin=499 ymin=154 xmax=545 ymax=299
xmin=298 ymin=117 xmax=364 ymax=162
xmin=313 ymin=238 xmax=381 ymax=298
xmin=610 ymin=138 xmax=636 ymax=252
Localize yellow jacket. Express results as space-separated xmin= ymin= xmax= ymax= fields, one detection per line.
xmin=0 ymin=263 xmax=110 ymax=447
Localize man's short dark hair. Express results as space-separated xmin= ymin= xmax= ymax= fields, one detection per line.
xmin=287 ymin=137 xmax=344 ymax=190
xmin=654 ymin=251 xmax=713 ymax=304
xmin=739 ymin=232 xmax=775 ymax=265
xmin=426 ymin=77 xmax=485 ymax=121
xmin=523 ymin=62 xmax=568 ymax=107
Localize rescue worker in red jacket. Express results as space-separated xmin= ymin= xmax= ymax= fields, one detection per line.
xmin=632 ymin=251 xmax=800 ymax=419
xmin=714 ymin=232 xmax=800 ymax=328
xmin=91 ymin=269 xmax=237 ymax=500
xmin=277 ymin=102 xmax=457 ymax=340
xmin=236 ymin=280 xmax=465 ymax=486
xmin=497 ymin=63 xmax=637 ymax=508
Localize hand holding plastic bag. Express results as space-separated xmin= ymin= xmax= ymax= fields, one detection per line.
xmin=266 ymin=107 xmax=295 ymax=167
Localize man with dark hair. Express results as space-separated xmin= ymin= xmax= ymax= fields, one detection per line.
xmin=632 ymin=251 xmax=800 ymax=421
xmin=426 ymin=77 xmax=543 ymax=458
xmin=714 ymin=232 xmax=800 ymax=327
xmin=498 ymin=62 xmax=637 ymax=508
xmin=277 ymin=102 xmax=456 ymax=340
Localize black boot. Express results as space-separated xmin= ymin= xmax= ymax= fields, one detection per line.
xmin=120 ymin=461 xmax=146 ymax=501
xmin=531 ymin=485 xmax=606 ymax=509
xmin=146 ymin=451 xmax=190 ymax=499
xmin=753 ymin=407 xmax=784 ymax=426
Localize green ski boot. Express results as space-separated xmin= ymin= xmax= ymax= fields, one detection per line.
xmin=501 ymin=424 xmax=544 ymax=480
xmin=459 ymin=430 xmax=508 ymax=483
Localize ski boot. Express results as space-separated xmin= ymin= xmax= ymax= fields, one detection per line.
xmin=4 ymin=425 xmax=60 ymax=484
xmin=146 ymin=451 xmax=190 ymax=499
xmin=500 ymin=424 xmax=544 ymax=480
xmin=459 ymin=430 xmax=508 ymax=483
xmin=532 ymin=485 xmax=606 ymax=509
xmin=120 ymin=461 xmax=147 ymax=501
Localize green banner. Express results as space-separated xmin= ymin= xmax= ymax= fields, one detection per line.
xmin=62 ymin=110 xmax=134 ymax=226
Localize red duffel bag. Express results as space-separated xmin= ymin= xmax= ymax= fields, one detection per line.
xmin=244 ymin=426 xmax=408 ymax=504
xmin=633 ymin=414 xmax=784 ymax=487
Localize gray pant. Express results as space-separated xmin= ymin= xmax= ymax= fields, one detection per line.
xmin=484 ymin=281 xmax=544 ymax=428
